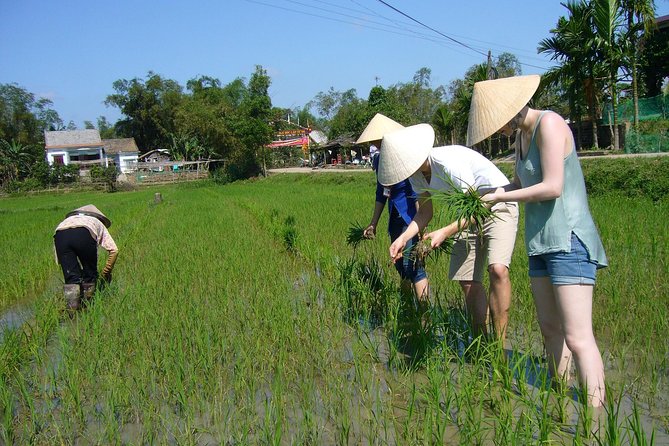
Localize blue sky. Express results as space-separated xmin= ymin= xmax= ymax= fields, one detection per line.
xmin=2 ymin=0 xmax=668 ymax=127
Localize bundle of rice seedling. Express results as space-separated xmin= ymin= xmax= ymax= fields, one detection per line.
xmin=429 ymin=175 xmax=496 ymax=236
xmin=408 ymin=235 xmax=455 ymax=269
xmin=346 ymin=222 xmax=368 ymax=249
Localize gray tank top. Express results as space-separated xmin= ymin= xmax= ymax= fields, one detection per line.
xmin=516 ymin=112 xmax=607 ymax=267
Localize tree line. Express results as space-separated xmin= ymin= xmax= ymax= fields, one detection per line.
xmin=1 ymin=0 xmax=666 ymax=190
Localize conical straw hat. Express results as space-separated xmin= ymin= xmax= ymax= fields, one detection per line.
xmin=356 ymin=113 xmax=404 ymax=144
xmin=467 ymin=74 xmax=540 ymax=146
xmin=378 ymin=124 xmax=434 ymax=186
xmin=66 ymin=204 xmax=112 ymax=228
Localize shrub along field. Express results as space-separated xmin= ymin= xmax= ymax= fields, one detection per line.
xmin=0 ymin=157 xmax=668 ymax=445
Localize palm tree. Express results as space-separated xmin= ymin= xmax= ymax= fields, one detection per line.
xmin=593 ymin=0 xmax=625 ymax=149
xmin=620 ymin=0 xmax=657 ymax=126
xmin=539 ymin=1 xmax=603 ymax=148
xmin=432 ymin=105 xmax=455 ymax=146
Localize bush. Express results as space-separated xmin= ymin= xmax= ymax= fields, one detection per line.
xmin=90 ymin=165 xmax=119 ymax=192
xmin=625 ymin=119 xmax=669 ymax=154
xmin=495 ymin=156 xmax=669 ymax=202
xmin=581 ymin=157 xmax=669 ymax=201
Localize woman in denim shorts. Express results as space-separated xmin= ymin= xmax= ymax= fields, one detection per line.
xmin=469 ymin=75 xmax=608 ymax=407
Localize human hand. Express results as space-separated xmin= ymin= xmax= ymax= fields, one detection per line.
xmin=363 ymin=224 xmax=376 ymax=239
xmin=389 ymin=238 xmax=406 ymax=261
xmin=102 ymin=270 xmax=113 ymax=283
xmin=481 ymin=187 xmax=504 ymax=205
xmin=425 ymin=228 xmax=450 ymax=249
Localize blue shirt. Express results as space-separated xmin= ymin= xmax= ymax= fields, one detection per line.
xmin=372 ymin=153 xmax=417 ymax=230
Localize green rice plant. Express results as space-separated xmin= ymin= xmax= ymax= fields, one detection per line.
xmin=282 ymin=215 xmax=299 ymax=253
xmin=627 ymin=400 xmax=656 ymax=446
xmin=593 ymin=385 xmax=625 ymax=446
xmin=0 ymin=170 xmax=667 ymax=444
xmin=428 ymin=174 xmax=496 ymax=236
xmin=346 ymin=221 xmax=367 ymax=249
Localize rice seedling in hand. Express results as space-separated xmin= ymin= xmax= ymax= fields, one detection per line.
xmin=429 ymin=175 xmax=496 ymax=236
xmin=346 ymin=222 xmax=368 ymax=249
xmin=408 ymin=234 xmax=454 ymax=269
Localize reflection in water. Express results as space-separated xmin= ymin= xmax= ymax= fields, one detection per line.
xmin=0 ymin=303 xmax=34 ymax=341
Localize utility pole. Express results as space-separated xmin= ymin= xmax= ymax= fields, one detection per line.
xmin=486 ymin=50 xmax=494 ymax=157
xmin=486 ymin=50 xmax=493 ymax=80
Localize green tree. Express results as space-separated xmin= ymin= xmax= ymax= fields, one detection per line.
xmin=309 ymin=87 xmax=360 ymax=134
xmin=432 ymin=105 xmax=455 ymax=145
xmin=226 ymin=65 xmax=273 ymax=179
xmin=386 ymin=67 xmax=445 ymax=125
xmin=0 ymin=139 xmax=33 ymax=184
xmin=620 ymin=0 xmax=657 ymax=125
xmin=0 ymin=83 xmax=62 ymax=145
xmin=97 ymin=116 xmax=117 ymax=139
xmin=593 ymin=0 xmax=624 ymax=149
xmin=175 ymin=75 xmax=237 ymax=160
xmin=539 ymin=1 xmax=604 ymax=148
xmin=105 ymin=72 xmax=183 ymax=152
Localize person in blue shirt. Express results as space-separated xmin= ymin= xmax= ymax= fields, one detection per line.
xmin=357 ymin=114 xmax=429 ymax=308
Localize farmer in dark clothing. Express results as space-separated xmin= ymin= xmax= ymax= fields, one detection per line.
xmin=358 ymin=114 xmax=429 ymax=307
xmin=54 ymin=205 xmax=118 ymax=313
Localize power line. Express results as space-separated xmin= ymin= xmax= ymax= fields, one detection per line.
xmin=243 ymin=0 xmax=550 ymax=71
xmin=373 ymin=0 xmax=550 ymax=71
xmin=374 ymin=0 xmax=487 ymax=57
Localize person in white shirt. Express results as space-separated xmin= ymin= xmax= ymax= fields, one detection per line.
xmin=379 ymin=124 xmax=519 ymax=341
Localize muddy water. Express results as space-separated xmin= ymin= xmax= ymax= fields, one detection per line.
xmin=3 ymin=268 xmax=667 ymax=445
xmin=0 ymin=302 xmax=34 ymax=342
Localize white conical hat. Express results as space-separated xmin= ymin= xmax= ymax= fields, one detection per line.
xmin=467 ymin=74 xmax=541 ymax=146
xmin=66 ymin=204 xmax=112 ymax=228
xmin=356 ymin=113 xmax=404 ymax=144
xmin=378 ymin=124 xmax=434 ymax=186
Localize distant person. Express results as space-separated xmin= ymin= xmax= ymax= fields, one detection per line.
xmin=357 ymin=114 xmax=429 ymax=309
xmin=54 ymin=205 xmax=118 ymax=313
xmin=378 ymin=124 xmax=518 ymax=341
xmin=468 ymin=74 xmax=607 ymax=407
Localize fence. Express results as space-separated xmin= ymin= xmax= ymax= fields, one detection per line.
xmin=624 ymin=129 xmax=669 ymax=153
xmin=602 ymin=94 xmax=669 ymax=125
xmin=127 ymin=159 xmax=219 ymax=185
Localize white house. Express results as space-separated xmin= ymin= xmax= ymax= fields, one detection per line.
xmin=102 ymin=138 xmax=139 ymax=173
xmin=44 ymin=130 xmax=139 ymax=173
xmin=45 ymin=129 xmax=104 ymax=167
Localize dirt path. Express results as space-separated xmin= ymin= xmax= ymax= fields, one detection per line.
xmin=269 ymin=152 xmax=668 ymax=174
xmin=268 ymin=166 xmax=372 ymax=174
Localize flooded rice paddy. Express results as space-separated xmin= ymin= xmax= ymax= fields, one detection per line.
xmin=0 ymin=174 xmax=667 ymax=444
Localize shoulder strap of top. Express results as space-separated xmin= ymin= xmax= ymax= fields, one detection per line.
xmin=530 ymin=110 xmax=551 ymax=145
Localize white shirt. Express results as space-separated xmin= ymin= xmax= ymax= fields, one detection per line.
xmin=409 ymin=145 xmax=509 ymax=194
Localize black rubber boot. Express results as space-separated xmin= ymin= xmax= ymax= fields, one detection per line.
xmin=81 ymin=282 xmax=96 ymax=306
xmin=64 ymin=284 xmax=81 ymax=316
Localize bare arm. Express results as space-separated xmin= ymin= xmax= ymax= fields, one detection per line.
xmin=364 ymin=201 xmax=386 ymax=238
xmin=485 ymin=112 xmax=568 ymax=204
xmin=389 ymin=192 xmax=433 ymax=260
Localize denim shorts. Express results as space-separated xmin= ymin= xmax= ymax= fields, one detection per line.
xmin=528 ymin=233 xmax=597 ymax=285
xmin=388 ymin=211 xmax=427 ymax=283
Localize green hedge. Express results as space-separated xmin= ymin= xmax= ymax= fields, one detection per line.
xmin=581 ymin=156 xmax=669 ymax=201
xmin=495 ymin=156 xmax=669 ymax=201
